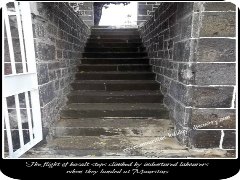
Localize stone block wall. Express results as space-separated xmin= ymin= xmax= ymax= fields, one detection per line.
xmin=137 ymin=2 xmax=161 ymax=26
xmin=139 ymin=2 xmax=236 ymax=151
xmin=30 ymin=2 xmax=90 ymax=141
xmin=68 ymin=2 xmax=94 ymax=27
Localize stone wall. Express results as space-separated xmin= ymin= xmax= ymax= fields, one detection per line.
xmin=68 ymin=2 xmax=94 ymax=27
xmin=30 ymin=2 xmax=90 ymax=141
xmin=137 ymin=2 xmax=161 ymax=26
xmin=139 ymin=2 xmax=236 ymax=151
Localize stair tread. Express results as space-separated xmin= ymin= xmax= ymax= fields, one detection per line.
xmin=76 ymin=71 xmax=154 ymax=74
xmin=43 ymin=136 xmax=186 ymax=151
xmin=63 ymin=103 xmax=165 ymax=111
xmin=55 ymin=118 xmax=172 ymax=128
xmin=78 ymin=64 xmax=149 ymax=66
xmin=72 ymin=80 xmax=158 ymax=84
xmin=69 ymin=90 xmax=163 ymax=96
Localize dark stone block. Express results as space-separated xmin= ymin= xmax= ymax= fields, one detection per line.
xmin=191 ymin=109 xmax=236 ymax=129
xmin=204 ymin=2 xmax=236 ymax=11
xmin=36 ymin=42 xmax=55 ymax=61
xmin=181 ymin=15 xmax=192 ymax=40
xmin=169 ymin=81 xmax=192 ymax=106
xmin=176 ymin=2 xmax=194 ymax=20
xmin=39 ymin=82 xmax=55 ymax=106
xmin=199 ymin=12 xmax=235 ymax=37
xmin=192 ymin=87 xmax=233 ymax=108
xmin=222 ymin=130 xmax=235 ymax=149
xmin=163 ymin=94 xmax=175 ymax=111
xmin=193 ymin=63 xmax=236 ymax=85
xmin=195 ymin=38 xmax=235 ymax=62
xmin=173 ymin=40 xmax=190 ymax=62
xmin=37 ymin=63 xmax=49 ymax=85
xmin=190 ymin=130 xmax=221 ymax=148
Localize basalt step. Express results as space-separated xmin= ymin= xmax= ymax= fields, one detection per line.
xmin=86 ymin=42 xmax=143 ymax=48
xmin=78 ymin=64 xmax=151 ymax=72
xmin=91 ymin=30 xmax=139 ymax=35
xmin=80 ymin=58 xmax=149 ymax=64
xmin=54 ymin=118 xmax=173 ymax=137
xmin=71 ymin=80 xmax=160 ymax=91
xmin=84 ymin=47 xmax=145 ymax=52
xmin=67 ymin=90 xmax=163 ymax=103
xmin=82 ymin=52 xmax=147 ymax=58
xmin=75 ymin=72 xmax=155 ymax=80
xmin=87 ymin=38 xmax=142 ymax=43
xmin=24 ymin=136 xmax=188 ymax=157
xmin=60 ymin=103 xmax=169 ymax=118
xmin=90 ymin=35 xmax=140 ymax=39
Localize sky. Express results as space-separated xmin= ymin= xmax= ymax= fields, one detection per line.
xmin=99 ymin=2 xmax=138 ymax=26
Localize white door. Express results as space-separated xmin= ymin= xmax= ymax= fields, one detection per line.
xmin=3 ymin=2 xmax=42 ymax=158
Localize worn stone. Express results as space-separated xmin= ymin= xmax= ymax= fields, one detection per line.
xmin=192 ymin=87 xmax=233 ymax=108
xmin=204 ymin=2 xmax=236 ymax=12
xmin=37 ymin=63 xmax=49 ymax=85
xmin=191 ymin=109 xmax=235 ymax=129
xmin=199 ymin=12 xmax=235 ymax=37
xmin=39 ymin=82 xmax=55 ymax=106
xmin=190 ymin=130 xmax=221 ymax=148
xmin=195 ymin=38 xmax=235 ymax=62
xmin=222 ymin=130 xmax=235 ymax=149
xmin=193 ymin=63 xmax=235 ymax=85
xmin=169 ymin=81 xmax=192 ymax=106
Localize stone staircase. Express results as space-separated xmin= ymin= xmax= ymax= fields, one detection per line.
xmin=23 ymin=27 xmax=212 ymax=158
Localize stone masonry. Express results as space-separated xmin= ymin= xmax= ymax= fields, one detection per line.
xmin=137 ymin=2 xmax=161 ymax=26
xmin=68 ymin=2 xmax=94 ymax=27
xmin=139 ymin=2 xmax=236 ymax=153
xmin=30 ymin=2 xmax=90 ymax=142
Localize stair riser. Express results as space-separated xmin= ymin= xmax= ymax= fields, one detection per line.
xmin=90 ymin=35 xmax=140 ymax=39
xmin=81 ymin=59 xmax=149 ymax=64
xmin=71 ymin=83 xmax=160 ymax=91
xmin=61 ymin=110 xmax=169 ymax=118
xmin=83 ymin=53 xmax=147 ymax=58
xmin=84 ymin=47 xmax=145 ymax=52
xmin=78 ymin=65 xmax=151 ymax=72
xmin=91 ymin=31 xmax=139 ymax=35
xmin=86 ymin=43 xmax=142 ymax=48
xmin=54 ymin=127 xmax=171 ymax=137
xmin=67 ymin=95 xmax=163 ymax=103
xmin=75 ymin=73 xmax=155 ymax=80
xmin=87 ymin=39 xmax=142 ymax=43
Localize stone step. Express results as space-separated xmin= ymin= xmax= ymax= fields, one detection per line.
xmin=91 ymin=30 xmax=139 ymax=35
xmin=87 ymin=38 xmax=142 ymax=43
xmin=67 ymin=90 xmax=163 ymax=103
xmin=75 ymin=72 xmax=155 ymax=80
xmin=86 ymin=42 xmax=143 ymax=48
xmin=71 ymin=80 xmax=160 ymax=91
xmin=90 ymin=35 xmax=140 ymax=39
xmin=82 ymin=52 xmax=147 ymax=58
xmin=24 ymin=136 xmax=187 ymax=157
xmin=81 ymin=58 xmax=149 ymax=64
xmin=54 ymin=118 xmax=173 ymax=137
xmin=84 ymin=47 xmax=145 ymax=52
xmin=60 ymin=103 xmax=169 ymax=118
xmin=78 ymin=64 xmax=151 ymax=72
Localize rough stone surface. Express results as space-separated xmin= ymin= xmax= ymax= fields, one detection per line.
xmin=192 ymin=87 xmax=233 ymax=108
xmin=204 ymin=2 xmax=236 ymax=12
xmin=193 ymin=63 xmax=236 ymax=85
xmin=190 ymin=130 xmax=221 ymax=148
xmin=222 ymin=130 xmax=236 ymax=149
xmin=199 ymin=12 xmax=235 ymax=37
xmin=195 ymin=38 xmax=236 ymax=62
xmin=191 ymin=109 xmax=235 ymax=129
xmin=31 ymin=2 xmax=90 ymax=140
